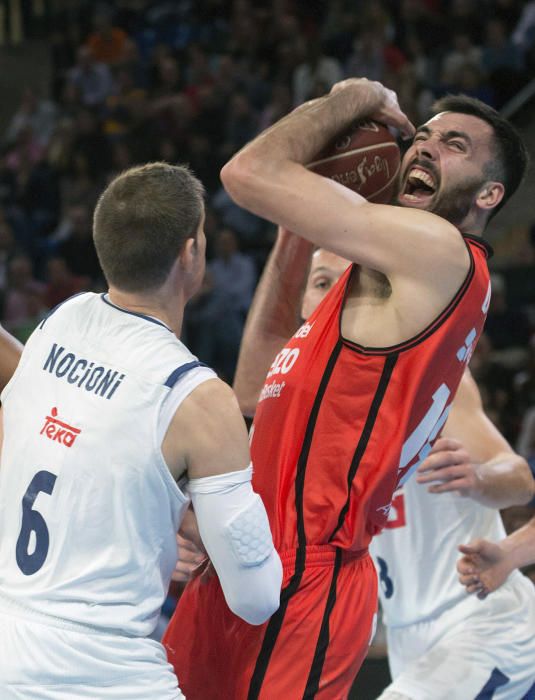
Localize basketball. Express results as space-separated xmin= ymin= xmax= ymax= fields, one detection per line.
xmin=307 ymin=121 xmax=400 ymax=203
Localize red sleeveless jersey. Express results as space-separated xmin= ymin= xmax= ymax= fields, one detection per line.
xmin=250 ymin=234 xmax=491 ymax=554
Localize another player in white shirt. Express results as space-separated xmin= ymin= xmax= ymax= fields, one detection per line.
xmin=371 ymin=372 xmax=535 ymax=700
xmin=0 ymin=163 xmax=282 ymax=700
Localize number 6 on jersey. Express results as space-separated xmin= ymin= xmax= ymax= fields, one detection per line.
xmin=16 ymin=470 xmax=57 ymax=576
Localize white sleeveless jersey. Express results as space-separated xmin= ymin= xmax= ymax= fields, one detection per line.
xmin=369 ymin=473 xmax=507 ymax=628
xmin=0 ymin=292 xmax=215 ymax=637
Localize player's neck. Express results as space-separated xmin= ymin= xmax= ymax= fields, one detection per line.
xmin=457 ymin=207 xmax=487 ymax=238
xmin=107 ymin=286 xmax=185 ymax=339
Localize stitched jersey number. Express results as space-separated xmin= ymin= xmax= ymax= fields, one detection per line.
xmin=398 ymin=383 xmax=451 ymax=487
xmin=16 ymin=470 xmax=57 ymax=575
xmin=376 ymin=556 xmax=394 ymax=599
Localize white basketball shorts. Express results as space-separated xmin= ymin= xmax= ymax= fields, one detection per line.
xmin=0 ymin=593 xmax=184 ymax=699
xmin=382 ymin=572 xmax=535 ymax=700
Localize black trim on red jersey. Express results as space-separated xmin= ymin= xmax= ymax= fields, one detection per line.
xmin=303 ymin=548 xmax=343 ymax=698
xmin=340 ymin=237 xmax=480 ymax=355
xmin=328 ymin=353 xmax=398 ymax=542
xmin=247 ymin=340 xmax=343 ymax=700
xmin=462 ymin=233 xmax=493 ymax=259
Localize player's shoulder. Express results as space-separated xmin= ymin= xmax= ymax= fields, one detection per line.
xmin=38 ymin=292 xmax=96 ymax=331
xmin=181 ymin=377 xmax=236 ymax=413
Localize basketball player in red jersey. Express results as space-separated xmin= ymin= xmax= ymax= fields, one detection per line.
xmin=164 ymin=80 xmax=529 ymax=698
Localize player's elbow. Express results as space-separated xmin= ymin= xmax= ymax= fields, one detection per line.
xmin=227 ymin=588 xmax=280 ymax=626
xmin=225 ymin=555 xmax=283 ymax=625
xmin=221 ymin=153 xmax=277 ymax=213
xmin=221 ymin=156 xmax=256 ymax=208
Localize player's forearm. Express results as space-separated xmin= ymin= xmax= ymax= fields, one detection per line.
xmin=189 ymin=467 xmax=282 ymax=625
xmin=472 ymin=453 xmax=534 ymax=509
xmin=497 ymin=517 xmax=535 ymax=571
xmin=221 ymin=84 xmax=381 ymax=214
xmin=233 ymin=229 xmax=313 ymax=417
xmin=232 ymin=86 xmax=380 ymax=168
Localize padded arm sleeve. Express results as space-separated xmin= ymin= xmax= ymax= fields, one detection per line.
xmin=188 ymin=465 xmax=282 ymax=625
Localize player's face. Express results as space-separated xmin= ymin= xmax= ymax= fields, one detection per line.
xmin=301 ymin=249 xmax=351 ymax=319
xmin=395 ymin=112 xmax=496 ymax=226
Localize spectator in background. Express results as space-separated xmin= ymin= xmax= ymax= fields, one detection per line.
xmin=292 ymin=42 xmax=343 ymax=105
xmin=71 ymin=108 xmax=112 ymax=179
xmin=512 ymin=0 xmax=535 ymax=56
xmin=150 ymin=54 xmax=184 ymax=101
xmin=482 ymin=17 xmax=525 ymax=107
xmin=517 ymin=406 xmax=535 ymax=466
xmin=470 ymin=332 xmax=518 ymax=442
xmin=102 ymin=68 xmax=147 ymax=139
xmin=485 ymin=272 xmax=531 ymax=358
xmin=515 ymin=337 xmax=535 ymax=417
xmin=448 ymin=0 xmax=484 ymax=43
xmin=0 ymin=217 xmax=17 ymax=298
xmin=43 ymin=256 xmax=88 ymax=308
xmin=59 ymin=150 xmax=103 ymax=213
xmin=2 ymin=254 xmax=46 ymax=337
xmin=208 ymin=227 xmax=256 ymax=319
xmin=54 ymin=203 xmax=102 ymax=283
xmin=441 ymin=30 xmax=482 ymax=86
xmin=68 ymin=46 xmax=115 ymax=108
xmin=5 ymin=126 xmax=44 ymax=174
xmin=85 ymin=9 xmax=131 ymax=66
xmin=258 ymin=82 xmax=292 ymax=131
xmin=183 ymin=269 xmax=244 ymax=382
xmin=346 ymin=28 xmax=387 ymax=83
xmin=221 ymin=92 xmax=258 ymax=161
xmin=4 ymin=88 xmax=59 ymax=150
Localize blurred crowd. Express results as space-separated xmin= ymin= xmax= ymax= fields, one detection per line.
xmin=1 ymin=0 xmax=535 ymax=498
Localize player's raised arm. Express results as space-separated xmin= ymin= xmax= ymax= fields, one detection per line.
xmin=416 ymin=370 xmax=534 ymax=509
xmin=233 ymin=227 xmax=314 ymax=417
xmin=163 ymin=378 xmax=282 ymax=624
xmin=457 ymin=515 xmax=535 ymax=597
xmin=221 ymin=79 xmax=469 ymax=294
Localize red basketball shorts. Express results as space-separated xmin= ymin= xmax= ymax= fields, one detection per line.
xmin=163 ymin=545 xmax=378 ymax=699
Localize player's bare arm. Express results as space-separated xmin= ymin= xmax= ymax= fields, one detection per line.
xmin=163 ymin=377 xmax=250 ymax=481
xmin=416 ymin=369 xmax=533 ymax=509
xmin=233 ymin=227 xmax=314 ymax=417
xmin=221 ymin=79 xmax=470 ymax=310
xmin=0 ymin=326 xmax=22 ymax=392
xmin=163 ymin=378 xmax=283 ymax=624
xmin=457 ymin=516 xmax=535 ymax=597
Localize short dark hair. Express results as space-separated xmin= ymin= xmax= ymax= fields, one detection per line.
xmin=431 ymin=95 xmax=529 ymax=217
xmin=93 ymin=162 xmax=205 ymax=292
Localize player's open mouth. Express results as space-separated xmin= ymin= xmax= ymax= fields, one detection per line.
xmin=400 ymin=167 xmax=437 ymax=203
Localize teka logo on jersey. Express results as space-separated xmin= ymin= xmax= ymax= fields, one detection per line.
xmin=40 ymin=407 xmax=81 ymax=447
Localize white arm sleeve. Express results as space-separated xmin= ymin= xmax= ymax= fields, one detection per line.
xmin=188 ymin=465 xmax=282 ymax=625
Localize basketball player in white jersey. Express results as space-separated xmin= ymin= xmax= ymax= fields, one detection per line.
xmin=0 ymin=162 xmax=282 ymax=699
xmin=458 ymin=514 xmax=535 ymax=598
xmin=230 ymin=227 xmax=535 ymax=700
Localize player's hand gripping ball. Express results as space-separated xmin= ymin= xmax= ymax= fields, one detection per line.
xmin=308 ymin=121 xmax=400 ymax=203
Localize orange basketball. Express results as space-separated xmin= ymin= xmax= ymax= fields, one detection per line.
xmin=308 ymin=121 xmax=400 ymax=203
